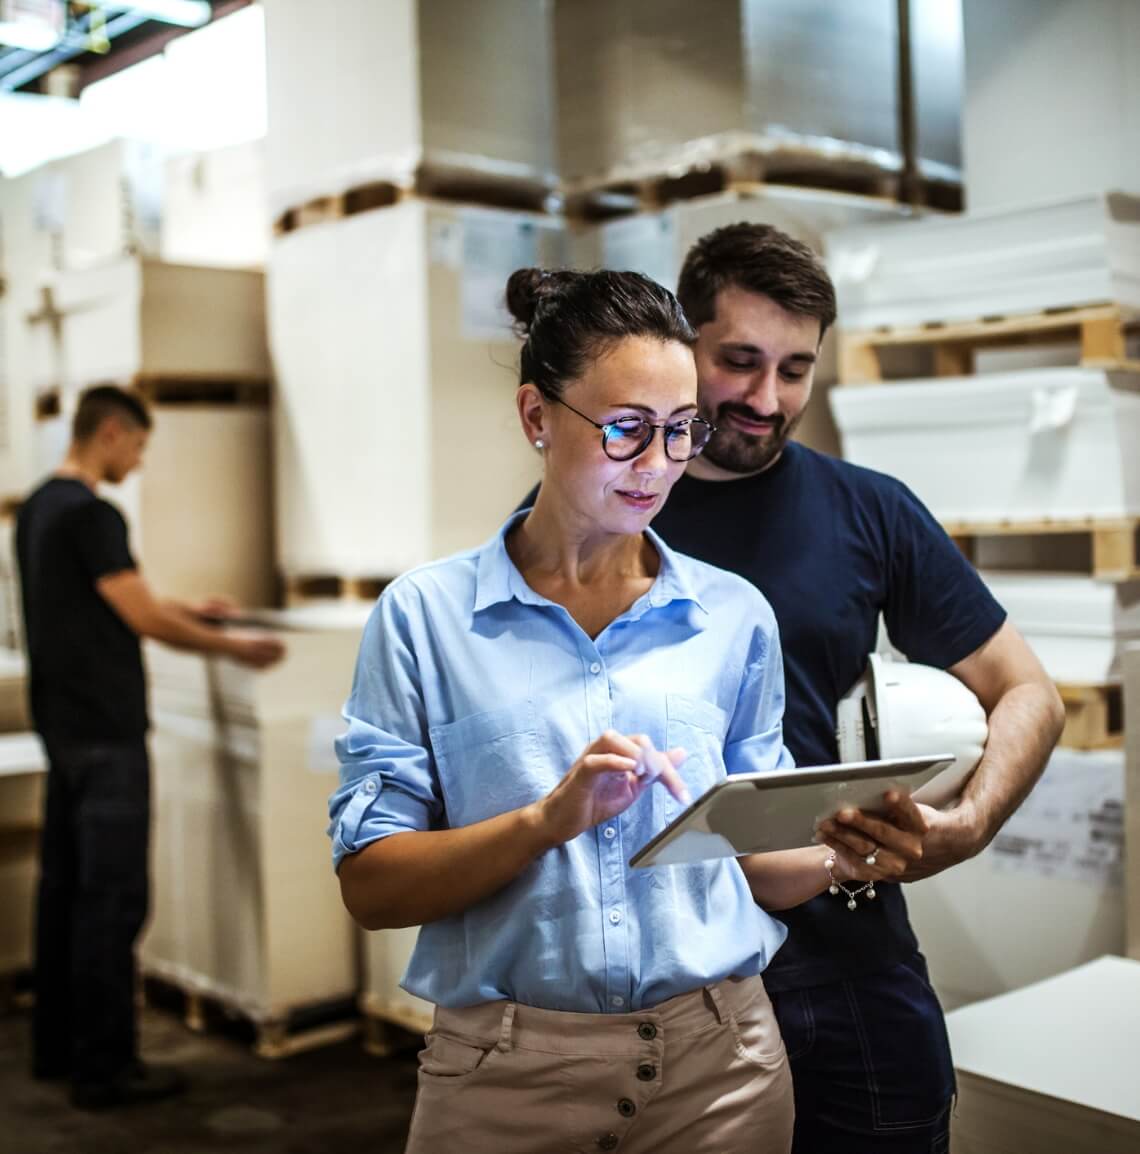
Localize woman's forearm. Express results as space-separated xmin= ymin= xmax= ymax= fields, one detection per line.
xmin=337 ymin=804 xmax=554 ymax=930
xmin=738 ymin=846 xmax=838 ymax=911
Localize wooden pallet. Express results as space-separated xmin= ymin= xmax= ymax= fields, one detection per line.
xmin=360 ymin=992 xmax=432 ymax=1058
xmin=1056 ymin=682 xmax=1124 ymax=751
xmin=283 ymin=574 xmax=390 ymax=605
xmin=142 ymin=974 xmax=360 ymax=1060
xmin=948 ymin=518 xmax=1140 ymax=581
xmin=273 ymin=166 xmax=556 ymax=236
xmin=561 ymin=148 xmax=961 ymax=221
xmin=838 ymin=303 xmax=1140 ymax=384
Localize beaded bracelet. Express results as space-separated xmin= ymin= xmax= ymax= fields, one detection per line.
xmin=824 ymin=851 xmax=877 ymax=912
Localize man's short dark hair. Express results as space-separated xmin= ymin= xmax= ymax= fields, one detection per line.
xmin=677 ymin=223 xmax=838 ymax=338
xmin=72 ymin=385 xmax=153 ymax=443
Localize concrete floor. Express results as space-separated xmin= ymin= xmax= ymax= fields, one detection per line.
xmin=0 ymin=999 xmax=419 ymax=1153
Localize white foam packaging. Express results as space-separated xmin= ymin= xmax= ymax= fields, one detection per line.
xmin=269 ymin=200 xmax=558 ymax=579
xmin=142 ymin=609 xmax=368 ymax=1020
xmin=945 ymin=957 xmax=1140 ymax=1153
xmin=263 ymin=0 xmax=555 ymax=216
xmin=830 ymin=367 xmax=1140 ymax=524
xmin=980 ymin=574 xmax=1140 ymax=685
xmin=824 ymin=192 xmax=1140 ymax=331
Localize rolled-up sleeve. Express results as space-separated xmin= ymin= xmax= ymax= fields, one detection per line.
xmin=724 ymin=611 xmax=796 ymax=776
xmin=327 ymin=586 xmax=443 ymax=871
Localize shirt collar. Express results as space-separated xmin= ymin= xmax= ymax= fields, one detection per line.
xmin=473 ymin=510 xmax=708 ymax=617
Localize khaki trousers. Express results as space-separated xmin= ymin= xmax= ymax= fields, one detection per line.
xmin=404 ymin=974 xmax=794 ymax=1154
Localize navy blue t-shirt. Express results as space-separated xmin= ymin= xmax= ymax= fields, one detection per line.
xmin=649 ymin=442 xmax=1006 ymax=990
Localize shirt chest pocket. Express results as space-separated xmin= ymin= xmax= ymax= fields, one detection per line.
xmin=661 ymin=693 xmax=729 ymax=823
xmin=429 ymin=701 xmax=550 ymax=828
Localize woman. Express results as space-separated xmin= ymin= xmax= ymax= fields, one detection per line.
xmin=329 ymin=269 xmax=924 ymax=1154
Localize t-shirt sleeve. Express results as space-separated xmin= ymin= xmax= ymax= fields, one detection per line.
xmin=71 ymin=500 xmax=136 ymax=582
xmin=882 ymin=481 xmax=1007 ymax=669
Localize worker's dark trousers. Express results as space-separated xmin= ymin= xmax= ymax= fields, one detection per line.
xmin=32 ymin=736 xmax=150 ymax=1089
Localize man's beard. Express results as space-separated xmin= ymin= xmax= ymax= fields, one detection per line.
xmin=699 ymin=403 xmax=802 ymax=475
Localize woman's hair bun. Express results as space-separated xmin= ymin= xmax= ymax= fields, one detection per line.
xmin=506 ymin=267 xmax=561 ymax=333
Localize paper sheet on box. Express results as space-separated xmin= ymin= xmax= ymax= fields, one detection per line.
xmin=990 ymin=749 xmax=1123 ymax=887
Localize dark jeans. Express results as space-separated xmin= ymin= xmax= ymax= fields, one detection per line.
xmin=33 ymin=736 xmax=150 ymax=1087
xmin=770 ymin=953 xmax=955 ymax=1154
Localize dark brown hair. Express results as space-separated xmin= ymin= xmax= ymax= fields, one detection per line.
xmin=506 ymin=268 xmax=696 ymax=400
xmin=677 ymin=223 xmax=837 ymax=338
xmin=72 ymin=384 xmax=152 ymax=442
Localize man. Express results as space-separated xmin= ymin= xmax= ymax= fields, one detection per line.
xmin=653 ymin=224 xmax=1065 ymax=1151
xmin=16 ymin=385 xmax=284 ymax=1110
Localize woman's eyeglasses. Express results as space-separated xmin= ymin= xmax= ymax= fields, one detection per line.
xmin=553 ymin=397 xmax=715 ymax=462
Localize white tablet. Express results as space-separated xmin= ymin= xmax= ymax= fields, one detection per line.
xmin=629 ymin=754 xmax=957 ymax=868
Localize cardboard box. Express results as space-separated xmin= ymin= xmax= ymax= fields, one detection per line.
xmin=962 ymin=0 xmax=1140 ymax=213
xmin=263 ymin=0 xmax=555 ymax=215
xmin=142 ymin=613 xmax=366 ymax=1019
xmin=0 ymin=735 xmax=47 ymax=976
xmin=556 ymin=0 xmax=960 ymax=188
xmin=906 ymin=748 xmax=1124 ymax=1011
xmin=946 ymin=957 xmax=1140 ymax=1153
xmin=830 ymin=368 xmax=1140 ymax=524
xmin=269 ymin=201 xmax=558 ymax=579
xmin=361 ymin=925 xmax=433 ymax=1035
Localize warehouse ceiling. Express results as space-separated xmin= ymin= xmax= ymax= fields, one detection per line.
xmin=0 ymin=1 xmax=252 ymax=93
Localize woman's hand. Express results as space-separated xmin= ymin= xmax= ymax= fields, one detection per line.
xmin=816 ymin=791 xmax=928 ymax=884
xmin=531 ymin=731 xmax=689 ymax=849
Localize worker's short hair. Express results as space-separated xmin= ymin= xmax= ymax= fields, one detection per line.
xmin=677 ymin=222 xmax=838 ymax=339
xmin=72 ymin=385 xmax=153 ymax=443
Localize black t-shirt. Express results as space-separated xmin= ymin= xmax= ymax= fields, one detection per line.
xmin=650 ymin=443 xmax=1006 ymax=990
xmin=16 ymin=477 xmax=148 ymax=741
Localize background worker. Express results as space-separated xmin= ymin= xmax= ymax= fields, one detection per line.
xmin=16 ymin=384 xmax=285 ymax=1111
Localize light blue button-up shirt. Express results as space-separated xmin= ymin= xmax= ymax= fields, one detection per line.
xmin=329 ymin=512 xmax=794 ymax=1013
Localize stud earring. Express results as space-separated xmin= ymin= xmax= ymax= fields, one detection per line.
xmin=534 ymin=439 xmax=545 ymax=449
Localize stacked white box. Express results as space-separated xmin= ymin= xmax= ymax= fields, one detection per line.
xmin=830 ymin=368 xmax=1140 ymax=525
xmin=263 ymin=0 xmax=555 ymax=216
xmin=160 ymin=139 xmax=269 ymax=269
xmin=945 ymin=957 xmax=1140 ymax=1153
xmin=362 ymin=925 xmax=433 ymax=1036
xmin=824 ymin=192 xmax=1140 ymax=331
xmin=979 ymin=575 xmax=1140 ymax=685
xmin=905 ymin=748 xmax=1124 ymax=1011
xmin=142 ymin=608 xmax=367 ymax=1021
xmin=270 ymin=201 xmax=558 ymax=579
xmin=962 ymin=0 xmax=1140 ymax=213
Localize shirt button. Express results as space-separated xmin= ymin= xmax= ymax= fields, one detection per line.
xmin=637 ymin=1063 xmax=656 ymax=1082
xmin=608 ymin=909 xmax=622 ymax=925
xmin=637 ymin=1022 xmax=657 ymax=1041
xmin=603 ymin=826 xmax=616 ymax=840
xmin=610 ymin=995 xmax=625 ymax=1007
xmin=617 ymin=1099 xmax=636 ymax=1118
xmin=363 ymin=780 xmax=378 ymax=794
xmin=597 ymin=1135 xmax=619 ymax=1151
xmin=589 ymin=661 xmax=602 ymax=674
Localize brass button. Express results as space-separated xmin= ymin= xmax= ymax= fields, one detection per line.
xmin=597 ymin=1134 xmax=619 ymax=1151
xmin=617 ymin=1098 xmax=636 ymax=1118
xmin=636 ymin=1022 xmax=657 ymax=1041
xmin=636 ymin=1063 xmax=656 ymax=1082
